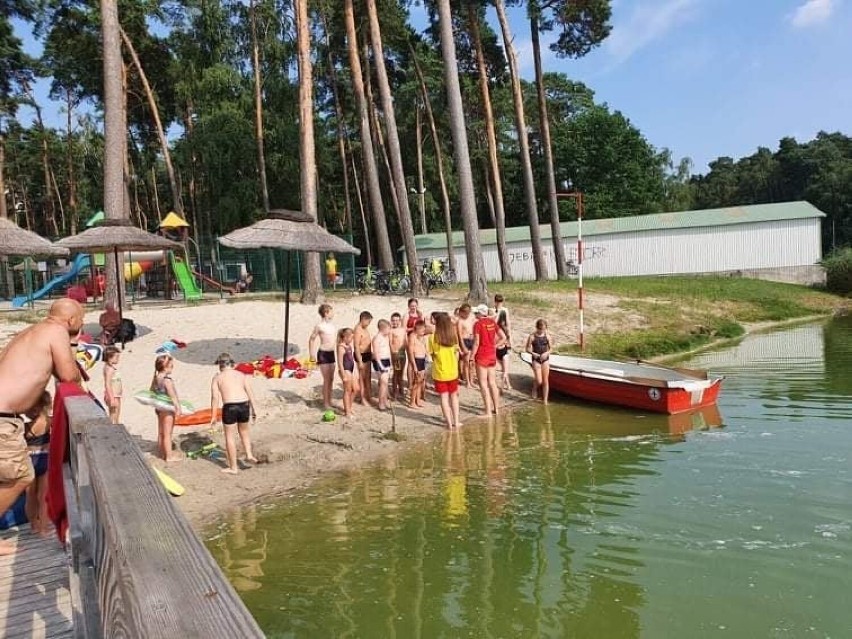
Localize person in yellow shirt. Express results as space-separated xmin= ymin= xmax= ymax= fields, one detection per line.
xmin=429 ymin=312 xmax=460 ymax=429
xmin=325 ymin=253 xmax=338 ymax=290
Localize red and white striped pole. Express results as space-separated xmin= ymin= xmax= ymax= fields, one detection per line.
xmin=577 ymin=192 xmax=585 ymax=351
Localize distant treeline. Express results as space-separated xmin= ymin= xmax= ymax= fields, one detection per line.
xmin=689 ymin=132 xmax=852 ymax=252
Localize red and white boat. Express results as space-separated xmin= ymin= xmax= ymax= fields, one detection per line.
xmin=521 ymin=353 xmax=724 ymax=414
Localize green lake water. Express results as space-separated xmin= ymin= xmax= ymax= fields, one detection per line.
xmin=206 ymin=317 xmax=852 ymax=638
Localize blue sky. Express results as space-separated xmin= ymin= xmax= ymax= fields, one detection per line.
xmin=13 ymin=0 xmax=852 ymax=173
xmin=509 ymin=0 xmax=852 ymax=171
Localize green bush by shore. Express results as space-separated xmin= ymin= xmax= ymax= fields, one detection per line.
xmin=822 ymin=248 xmax=852 ymax=296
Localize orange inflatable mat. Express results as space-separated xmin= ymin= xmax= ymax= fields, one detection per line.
xmin=175 ymin=408 xmax=221 ymax=427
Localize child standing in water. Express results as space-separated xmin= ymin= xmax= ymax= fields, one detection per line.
xmin=371 ymin=319 xmax=392 ymax=411
xmin=336 ymin=328 xmax=360 ymax=418
xmin=150 ymin=354 xmax=183 ymax=462
xmin=308 ymin=304 xmax=337 ymax=411
xmin=102 ymin=346 xmax=122 ymax=424
xmin=210 ymin=353 xmax=257 ymax=474
xmin=24 ymin=391 xmax=51 ymax=536
xmin=525 ymin=319 xmax=553 ymax=404
xmin=406 ymin=319 xmax=428 ymax=408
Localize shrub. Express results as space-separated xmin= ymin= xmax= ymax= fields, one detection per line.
xmin=822 ymin=248 xmax=852 ymax=296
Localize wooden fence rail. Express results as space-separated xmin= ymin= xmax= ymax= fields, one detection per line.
xmin=63 ymin=396 xmax=264 ymax=638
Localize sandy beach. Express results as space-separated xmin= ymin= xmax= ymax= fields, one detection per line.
xmin=4 ymin=291 xmax=584 ymax=527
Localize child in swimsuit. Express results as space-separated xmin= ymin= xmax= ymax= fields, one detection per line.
xmin=150 ymin=354 xmax=183 ymax=462
xmin=405 ymin=298 xmax=423 ymax=334
xmin=371 ymin=319 xmax=392 ymax=410
xmin=389 ymin=313 xmax=408 ymax=402
xmin=354 ymin=311 xmax=374 ymax=406
xmin=336 ymin=328 xmax=360 ymax=418
xmin=525 ymin=319 xmax=553 ymax=404
xmin=406 ymin=320 xmax=429 ymax=408
xmin=103 ymin=346 xmax=123 ymax=424
xmin=24 ymin=391 xmax=51 ymax=536
xmin=210 ymin=352 xmax=258 ymax=474
xmin=308 ymin=304 xmax=337 ymax=411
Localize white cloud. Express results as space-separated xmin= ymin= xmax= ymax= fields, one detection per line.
xmin=789 ymin=0 xmax=837 ymax=28
xmin=605 ymin=0 xmax=701 ymax=64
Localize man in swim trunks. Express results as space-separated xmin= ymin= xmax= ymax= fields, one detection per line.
xmin=389 ymin=313 xmax=408 ymax=401
xmin=354 ymin=311 xmax=374 ymax=406
xmin=456 ymin=304 xmax=476 ymax=388
xmin=0 ymin=298 xmax=83 ymax=555
xmin=210 ymin=352 xmax=258 ymax=475
xmin=371 ymin=319 xmax=392 ymax=411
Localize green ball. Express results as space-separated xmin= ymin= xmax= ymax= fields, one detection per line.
xmin=322 ymin=410 xmax=336 ymax=422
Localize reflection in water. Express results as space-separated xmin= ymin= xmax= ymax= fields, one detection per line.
xmin=208 ymin=405 xmax=692 ymax=637
xmin=207 ymin=317 xmax=851 ymax=638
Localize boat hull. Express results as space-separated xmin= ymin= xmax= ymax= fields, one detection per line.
xmin=548 ymin=368 xmax=722 ymax=414
xmin=521 ymin=352 xmax=724 ymax=414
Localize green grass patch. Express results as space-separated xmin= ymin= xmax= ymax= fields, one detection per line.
xmin=495 ymin=275 xmax=842 ymax=360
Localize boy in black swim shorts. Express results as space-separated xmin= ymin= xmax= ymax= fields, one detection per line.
xmin=210 ymin=353 xmax=258 ymax=475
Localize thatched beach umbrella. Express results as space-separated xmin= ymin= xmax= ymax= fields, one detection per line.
xmin=0 ymin=217 xmax=69 ymax=307
xmin=218 ymin=209 xmax=360 ymax=359
xmin=0 ymin=217 xmax=70 ymax=258
xmin=56 ymin=218 xmax=181 ymax=320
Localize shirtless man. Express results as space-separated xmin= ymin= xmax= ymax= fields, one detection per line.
xmin=210 ymin=353 xmax=257 ymax=475
xmin=389 ymin=313 xmax=408 ymax=401
xmin=0 ymin=298 xmax=83 ymax=555
xmin=371 ymin=320 xmax=392 ymax=410
xmin=456 ymin=304 xmax=476 ymax=387
xmin=353 ymin=311 xmax=374 ymax=406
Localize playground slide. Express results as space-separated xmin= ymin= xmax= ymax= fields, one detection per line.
xmin=171 ymin=259 xmax=203 ymax=301
xmin=12 ymin=254 xmax=90 ymax=308
xmin=192 ymin=269 xmax=236 ymax=295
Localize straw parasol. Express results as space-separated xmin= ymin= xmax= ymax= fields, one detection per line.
xmin=56 ymin=218 xmax=181 ymax=319
xmin=218 ymin=209 xmax=361 ymax=359
xmin=0 ymin=217 xmax=70 ymax=258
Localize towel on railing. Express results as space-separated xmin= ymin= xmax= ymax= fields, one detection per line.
xmin=47 ymin=382 xmax=90 ymax=544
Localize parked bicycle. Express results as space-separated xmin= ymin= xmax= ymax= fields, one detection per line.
xmin=421 ymin=258 xmax=457 ymax=295
xmin=357 ymin=267 xmax=410 ymax=295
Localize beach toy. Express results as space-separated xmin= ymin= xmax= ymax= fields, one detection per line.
xmin=75 ymin=343 xmax=103 ymax=370
xmin=322 ymin=410 xmax=336 ymax=422
xmin=133 ymin=390 xmax=195 ymax=414
xmin=175 ymin=408 xmax=221 ymax=427
xmin=153 ymin=467 xmax=185 ymax=496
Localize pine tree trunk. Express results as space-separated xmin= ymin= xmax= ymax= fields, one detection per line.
xmin=415 ymin=104 xmax=427 ymax=235
xmin=101 ymin=0 xmax=124 ymax=311
xmin=469 ymin=6 xmax=513 ymax=282
xmin=349 ymin=143 xmax=373 ymax=266
xmin=436 ymin=0 xmax=487 ymax=301
xmin=295 ymin=0 xmax=322 ymax=303
xmin=410 ymin=44 xmax=456 ymax=272
xmin=119 ymin=27 xmax=183 ymax=217
xmin=495 ymin=0 xmax=546 ymax=280
xmin=318 ymin=8 xmax=354 ymax=242
xmin=531 ymin=14 xmax=566 ymax=278
xmin=365 ymin=0 xmax=421 ymax=291
xmin=249 ymin=0 xmax=270 ymax=213
xmin=65 ymin=89 xmax=78 ymax=234
xmin=0 ymin=135 xmax=13 ymax=297
xmin=343 ymin=0 xmax=393 ymax=270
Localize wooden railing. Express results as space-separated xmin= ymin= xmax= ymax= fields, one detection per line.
xmin=62 ymin=396 xmax=264 ymax=638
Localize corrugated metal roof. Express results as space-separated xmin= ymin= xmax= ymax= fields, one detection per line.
xmin=414 ymin=201 xmax=825 ymax=250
